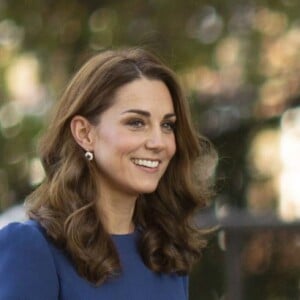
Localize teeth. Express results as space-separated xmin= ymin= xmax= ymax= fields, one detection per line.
xmin=132 ymin=159 xmax=159 ymax=168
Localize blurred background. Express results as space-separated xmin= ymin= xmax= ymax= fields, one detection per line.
xmin=0 ymin=0 xmax=299 ymax=299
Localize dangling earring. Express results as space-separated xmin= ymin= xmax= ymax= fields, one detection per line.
xmin=85 ymin=151 xmax=93 ymax=161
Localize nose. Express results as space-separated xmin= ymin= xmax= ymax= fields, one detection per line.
xmin=145 ymin=127 xmax=165 ymax=151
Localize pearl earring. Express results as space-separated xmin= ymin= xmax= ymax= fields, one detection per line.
xmin=85 ymin=151 xmax=93 ymax=161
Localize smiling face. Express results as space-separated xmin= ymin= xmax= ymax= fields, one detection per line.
xmin=90 ymin=77 xmax=177 ymax=198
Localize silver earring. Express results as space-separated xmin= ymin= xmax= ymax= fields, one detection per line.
xmin=85 ymin=151 xmax=93 ymax=161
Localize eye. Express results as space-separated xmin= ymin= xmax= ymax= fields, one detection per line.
xmin=127 ymin=118 xmax=145 ymax=128
xmin=161 ymin=121 xmax=176 ymax=132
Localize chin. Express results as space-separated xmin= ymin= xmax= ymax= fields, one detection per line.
xmin=135 ymin=184 xmax=158 ymax=194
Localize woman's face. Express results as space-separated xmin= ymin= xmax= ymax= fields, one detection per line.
xmin=91 ymin=77 xmax=177 ymax=198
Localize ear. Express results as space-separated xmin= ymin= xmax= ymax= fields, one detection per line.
xmin=70 ymin=115 xmax=95 ymax=151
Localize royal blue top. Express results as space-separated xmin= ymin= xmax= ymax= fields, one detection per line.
xmin=0 ymin=220 xmax=188 ymax=299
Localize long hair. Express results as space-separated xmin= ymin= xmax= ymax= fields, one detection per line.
xmin=26 ymin=48 xmax=216 ymax=285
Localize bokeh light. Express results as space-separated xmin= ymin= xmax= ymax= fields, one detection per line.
xmin=4 ymin=54 xmax=47 ymax=114
xmin=279 ymin=107 xmax=300 ymax=220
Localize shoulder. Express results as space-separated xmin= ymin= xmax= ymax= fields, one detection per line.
xmin=0 ymin=221 xmax=59 ymax=299
xmin=0 ymin=220 xmax=52 ymax=260
xmin=0 ymin=220 xmax=44 ymax=245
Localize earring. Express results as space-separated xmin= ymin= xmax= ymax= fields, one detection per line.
xmin=85 ymin=151 xmax=93 ymax=161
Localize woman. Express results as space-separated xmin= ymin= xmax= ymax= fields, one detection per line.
xmin=0 ymin=48 xmax=215 ymax=299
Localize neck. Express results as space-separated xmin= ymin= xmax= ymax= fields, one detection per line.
xmin=96 ymin=192 xmax=137 ymax=235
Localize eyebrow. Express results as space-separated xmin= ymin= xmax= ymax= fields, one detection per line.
xmin=121 ymin=109 xmax=176 ymax=119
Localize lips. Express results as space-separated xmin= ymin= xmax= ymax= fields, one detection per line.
xmin=131 ymin=158 xmax=160 ymax=168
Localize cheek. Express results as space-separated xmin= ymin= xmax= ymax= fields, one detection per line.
xmin=119 ymin=128 xmax=146 ymax=148
xmin=101 ymin=131 xmax=143 ymax=155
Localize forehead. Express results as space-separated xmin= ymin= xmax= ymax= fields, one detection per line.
xmin=110 ymin=78 xmax=175 ymax=113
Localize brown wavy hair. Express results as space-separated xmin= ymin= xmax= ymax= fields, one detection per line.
xmin=26 ymin=48 xmax=216 ymax=285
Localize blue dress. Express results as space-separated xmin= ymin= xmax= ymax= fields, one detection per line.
xmin=0 ymin=220 xmax=188 ymax=299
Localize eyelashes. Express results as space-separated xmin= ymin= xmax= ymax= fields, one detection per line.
xmin=161 ymin=121 xmax=176 ymax=131
xmin=126 ymin=118 xmax=176 ymax=132
xmin=126 ymin=118 xmax=144 ymax=128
